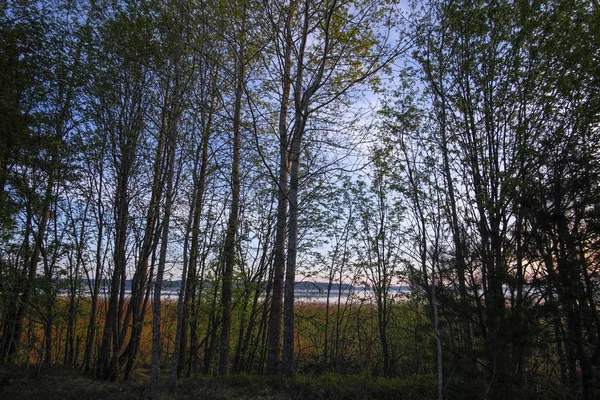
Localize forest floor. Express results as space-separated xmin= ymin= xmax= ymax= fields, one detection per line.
xmin=0 ymin=364 xmax=437 ymax=400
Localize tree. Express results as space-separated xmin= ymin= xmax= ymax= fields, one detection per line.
xmin=280 ymin=0 xmax=403 ymax=375
xmin=379 ymin=77 xmax=447 ymax=397
xmin=264 ymin=0 xmax=295 ymax=375
xmin=92 ymin=1 xmax=155 ymax=380
xmin=413 ymin=0 xmax=600 ymax=397
xmin=219 ymin=0 xmax=247 ymax=377
xmin=148 ymin=0 xmax=190 ymax=388
xmin=0 ymin=0 xmax=90 ymax=365
xmin=171 ymin=7 xmax=222 ymax=383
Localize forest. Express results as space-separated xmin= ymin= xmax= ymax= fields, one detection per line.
xmin=0 ymin=0 xmax=599 ymax=399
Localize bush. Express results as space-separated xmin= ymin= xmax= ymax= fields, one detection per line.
xmin=285 ymin=374 xmax=436 ymax=400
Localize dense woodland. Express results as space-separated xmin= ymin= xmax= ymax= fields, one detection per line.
xmin=0 ymin=0 xmax=599 ymax=398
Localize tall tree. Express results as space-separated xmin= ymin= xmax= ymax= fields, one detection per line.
xmin=219 ymin=0 xmax=247 ymax=376
xmin=264 ymin=0 xmax=295 ymax=375
xmin=0 ymin=0 xmax=91 ymax=364
xmin=281 ymin=0 xmax=403 ymax=375
xmin=93 ymin=2 xmax=154 ymax=380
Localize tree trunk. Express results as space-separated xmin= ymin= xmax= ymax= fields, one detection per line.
xmin=282 ymin=0 xmax=337 ymax=375
xmin=266 ymin=1 xmax=294 ymax=375
xmin=219 ymin=26 xmax=244 ymax=375
xmin=282 ymin=124 xmax=301 ymax=377
xmin=97 ymin=144 xmax=134 ymax=380
xmin=83 ymin=158 xmax=106 ymax=374
xmin=148 ymin=77 xmax=180 ymax=390
xmin=174 ymin=63 xmax=217 ymax=382
xmin=7 ymin=145 xmax=59 ymax=363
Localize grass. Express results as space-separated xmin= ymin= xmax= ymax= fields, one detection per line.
xmin=0 ymin=364 xmax=437 ymax=400
xmin=2 ymin=363 xmax=582 ymax=400
xmin=0 ymin=364 xmax=146 ymax=400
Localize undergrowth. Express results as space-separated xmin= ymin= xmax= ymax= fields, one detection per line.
xmin=0 ymin=364 xmax=578 ymax=400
